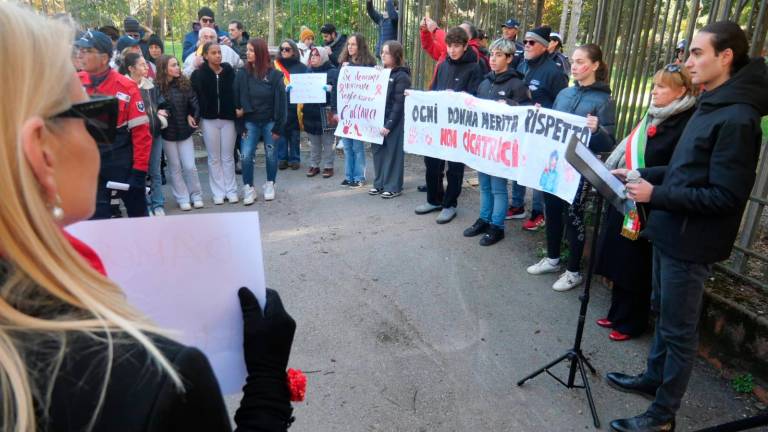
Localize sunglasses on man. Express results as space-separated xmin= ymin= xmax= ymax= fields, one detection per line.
xmin=50 ymin=96 xmax=118 ymax=145
xmin=200 ymin=17 xmax=214 ymax=24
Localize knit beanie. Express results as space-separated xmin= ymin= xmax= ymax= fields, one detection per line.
xmin=525 ymin=25 xmax=551 ymax=47
xmin=123 ymin=16 xmax=140 ymax=33
xmin=299 ymin=26 xmax=315 ymax=43
xmin=198 ymin=7 xmax=215 ymax=20
xmin=147 ymin=34 xmax=164 ymax=52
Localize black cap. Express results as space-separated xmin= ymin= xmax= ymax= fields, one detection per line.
xmin=198 ymin=7 xmax=215 ymax=20
xmin=320 ymin=23 xmax=336 ymax=34
xmin=116 ymin=35 xmax=140 ymax=53
xmin=123 ymin=16 xmax=140 ymax=33
xmin=75 ymin=30 xmax=114 ymax=56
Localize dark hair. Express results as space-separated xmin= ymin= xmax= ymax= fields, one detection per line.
xmin=576 ymin=43 xmax=609 ymax=82
xmin=156 ymin=55 xmax=192 ymax=94
xmin=279 ymin=39 xmax=301 ymax=62
xmin=118 ymin=52 xmax=144 ymax=76
xmin=461 ymin=21 xmax=478 ymax=40
xmin=445 ymin=27 xmax=469 ymax=46
xmin=339 ymin=33 xmax=377 ymax=66
xmin=382 ymin=40 xmax=404 ymax=67
xmin=201 ymin=41 xmax=220 ymax=62
xmin=229 ymin=20 xmax=243 ymax=31
xmin=699 ymin=21 xmax=750 ymax=73
xmin=246 ymin=38 xmax=273 ymax=79
xmin=98 ymin=25 xmax=120 ymax=42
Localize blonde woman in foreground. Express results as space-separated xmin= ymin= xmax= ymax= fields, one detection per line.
xmin=0 ymin=4 xmax=296 ymax=431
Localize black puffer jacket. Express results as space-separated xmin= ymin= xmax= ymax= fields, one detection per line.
xmin=552 ymin=81 xmax=617 ymax=153
xmin=640 ymin=58 xmax=768 ymax=263
xmin=234 ymin=68 xmax=287 ymax=136
xmin=302 ymin=61 xmax=339 ymax=135
xmin=383 ymin=65 xmax=411 ymax=131
xmin=276 ymin=57 xmax=308 ymax=131
xmin=160 ymin=80 xmax=199 ymax=142
xmin=476 ymin=68 xmax=531 ymax=106
xmin=430 ymin=47 xmax=484 ymax=94
xmin=517 ymin=52 xmax=568 ymax=108
xmin=190 ymin=62 xmax=237 ymax=120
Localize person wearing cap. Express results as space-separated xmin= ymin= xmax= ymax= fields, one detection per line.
xmin=111 ymin=35 xmax=142 ymax=71
xmin=123 ymin=16 xmax=154 ymax=62
xmin=512 ymin=25 xmax=568 ymax=230
xmin=182 ymin=7 xmax=230 ymax=61
xmin=673 ymin=39 xmax=687 ymax=64
xmin=548 ymin=32 xmax=570 ymax=77
xmin=319 ymin=23 xmax=347 ymax=67
xmin=75 ymin=30 xmax=152 ymax=218
xmin=228 ymin=20 xmax=249 ymax=61
xmin=501 ymin=18 xmax=524 ymax=69
xmin=366 ymin=0 xmax=398 ymax=59
xmin=297 ymin=26 xmax=315 ymax=66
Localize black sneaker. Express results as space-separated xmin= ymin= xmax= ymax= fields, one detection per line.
xmin=348 ymin=181 xmax=363 ymax=188
xmin=341 ymin=179 xmax=351 ymax=186
xmin=479 ymin=226 xmax=505 ymax=246
xmin=463 ymin=218 xmax=489 ymax=237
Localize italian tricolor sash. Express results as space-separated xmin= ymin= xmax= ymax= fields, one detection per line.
xmin=275 ymin=60 xmax=304 ymax=129
xmin=621 ymin=113 xmax=649 ymax=240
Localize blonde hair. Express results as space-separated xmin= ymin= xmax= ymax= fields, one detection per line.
xmin=653 ymin=65 xmax=696 ymax=97
xmin=0 ymin=4 xmax=181 ymax=432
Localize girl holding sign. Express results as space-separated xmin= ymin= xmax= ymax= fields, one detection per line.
xmin=304 ymin=47 xmax=339 ymax=178
xmin=463 ymin=38 xmax=531 ymax=245
xmin=338 ymin=33 xmax=377 ymax=188
xmin=370 ymin=41 xmax=411 ymax=198
xmin=526 ymin=43 xmax=616 ymax=292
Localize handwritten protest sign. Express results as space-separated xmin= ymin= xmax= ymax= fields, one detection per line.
xmin=404 ymin=90 xmax=592 ymax=203
xmin=335 ymin=66 xmax=391 ymax=144
xmin=290 ymin=73 xmax=327 ymax=104
xmin=67 ymin=212 xmax=268 ymax=394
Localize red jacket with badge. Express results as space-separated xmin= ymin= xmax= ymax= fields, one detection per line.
xmin=78 ymin=69 xmax=151 ymax=172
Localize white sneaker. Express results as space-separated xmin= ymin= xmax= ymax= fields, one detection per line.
xmin=192 ymin=200 xmax=204 ymax=209
xmin=226 ymin=193 xmax=239 ymax=204
xmin=263 ymin=181 xmax=275 ymax=201
xmin=179 ymin=202 xmax=192 ymax=211
xmin=213 ymin=197 xmax=225 ymax=205
xmin=526 ymin=258 xmax=562 ymax=275
xmin=242 ymin=185 xmax=257 ymax=206
xmin=152 ymin=207 xmax=166 ymax=216
xmin=553 ymin=271 xmax=584 ymax=292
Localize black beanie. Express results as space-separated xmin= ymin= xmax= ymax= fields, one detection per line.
xmin=147 ymin=34 xmax=164 ymax=52
xmin=123 ymin=16 xmax=140 ymax=33
xmin=525 ymin=25 xmax=551 ymax=46
xmin=198 ymin=7 xmax=215 ymax=20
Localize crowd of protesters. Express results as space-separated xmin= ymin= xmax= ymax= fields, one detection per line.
xmin=5 ymin=2 xmax=766 ymax=431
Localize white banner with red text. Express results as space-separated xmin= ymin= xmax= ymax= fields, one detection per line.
xmin=335 ymin=66 xmax=391 ymax=144
xmin=404 ymin=90 xmax=592 ymax=203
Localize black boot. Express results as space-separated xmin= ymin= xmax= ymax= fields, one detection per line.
xmin=463 ymin=218 xmax=489 ymax=237
xmin=479 ymin=225 xmax=505 ymax=246
xmin=606 ymin=372 xmax=658 ymax=399
xmin=610 ymin=413 xmax=675 ymax=432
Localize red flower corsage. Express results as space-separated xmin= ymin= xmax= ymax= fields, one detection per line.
xmin=647 ymin=125 xmax=657 ymax=138
xmin=287 ymin=368 xmax=307 ymax=402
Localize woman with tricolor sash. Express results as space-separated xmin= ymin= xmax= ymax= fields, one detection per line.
xmin=595 ymin=64 xmax=696 ymax=341
xmin=275 ymin=39 xmax=307 ymax=170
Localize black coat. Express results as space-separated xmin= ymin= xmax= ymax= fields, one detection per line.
xmin=476 ymin=68 xmax=531 ymax=106
xmin=595 ymin=106 xmax=695 ymax=289
xmin=430 ymin=47 xmax=484 ymax=94
xmin=517 ymin=52 xmax=569 ymax=108
xmin=234 ymin=68 xmax=287 ymax=136
xmin=640 ymin=58 xmax=768 ymax=264
xmin=325 ymin=34 xmax=348 ymax=68
xmin=190 ymin=62 xmax=237 ymax=121
xmin=383 ymin=65 xmax=411 ymax=131
xmin=276 ymin=58 xmax=308 ymax=131
xmin=552 ymin=81 xmax=617 ymax=153
xmin=302 ymin=61 xmax=339 ymax=135
xmin=160 ymin=80 xmax=199 ymax=142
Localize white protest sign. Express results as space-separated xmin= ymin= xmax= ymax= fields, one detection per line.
xmin=404 ymin=90 xmax=592 ymax=203
xmin=290 ymin=73 xmax=328 ymax=104
xmin=335 ymin=66 xmax=391 ymax=144
xmin=66 ymin=212 xmax=267 ymax=394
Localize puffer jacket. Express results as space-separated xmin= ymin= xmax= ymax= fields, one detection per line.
xmin=476 ymin=68 xmax=530 ymax=106
xmin=302 ymin=61 xmax=338 ymax=135
xmin=160 ymin=79 xmax=199 ymax=142
xmin=367 ymin=0 xmax=398 ymax=57
xmin=552 ymin=81 xmax=617 ymax=153
xmin=383 ymin=65 xmax=411 ymax=131
xmin=517 ymin=52 xmax=568 ymax=108
xmin=430 ymin=47 xmax=484 ymax=94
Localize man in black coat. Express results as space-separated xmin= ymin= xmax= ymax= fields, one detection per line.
xmin=320 ymin=23 xmax=348 ymax=67
xmin=608 ymin=22 xmax=768 ymax=432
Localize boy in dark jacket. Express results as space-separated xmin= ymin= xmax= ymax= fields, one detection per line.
xmin=414 ymin=27 xmax=484 ymax=224
xmin=608 ymin=22 xmax=768 ymax=432
xmin=367 ymin=0 xmax=398 ymax=59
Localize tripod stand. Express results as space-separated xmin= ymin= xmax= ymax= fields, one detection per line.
xmin=517 ymin=189 xmax=604 ymax=428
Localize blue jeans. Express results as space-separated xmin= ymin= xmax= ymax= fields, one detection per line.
xmin=278 ymin=128 xmax=301 ymax=163
xmin=478 ymin=172 xmax=508 ymax=228
xmin=342 ymin=138 xmax=366 ymax=182
xmin=243 ymin=121 xmax=277 ymax=184
xmin=511 ymin=181 xmax=544 ymax=214
xmin=147 ymin=136 xmax=165 ymax=210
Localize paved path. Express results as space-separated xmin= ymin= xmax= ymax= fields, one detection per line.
xmin=158 ymin=146 xmax=760 ymax=431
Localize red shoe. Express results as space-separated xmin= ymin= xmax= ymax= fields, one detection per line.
xmin=596 ymin=318 xmax=613 ymax=328
xmin=505 ymin=206 xmax=526 ymax=220
xmin=609 ymin=330 xmax=631 ymax=341
xmin=522 ymin=214 xmax=546 ymax=231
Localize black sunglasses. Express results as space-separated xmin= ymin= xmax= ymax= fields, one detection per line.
xmin=50 ymin=96 xmax=118 ymax=145
xmin=664 ymin=63 xmax=682 ymax=73
xmin=523 ymin=40 xmax=538 ymax=46
xmin=280 ymin=46 xmax=292 ymax=52
xmin=200 ymin=17 xmax=214 ymax=24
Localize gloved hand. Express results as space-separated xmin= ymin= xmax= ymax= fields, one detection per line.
xmin=285 ymin=84 xmax=293 ymax=92
xmin=127 ymin=169 xmax=147 ymax=191
xmin=235 ymin=287 xmax=296 ymax=431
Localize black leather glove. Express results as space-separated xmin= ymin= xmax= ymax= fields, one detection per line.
xmin=235 ymin=287 xmax=296 ymax=432
xmin=127 ymin=169 xmax=147 ymax=191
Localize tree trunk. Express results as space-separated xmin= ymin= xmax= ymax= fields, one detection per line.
xmin=268 ymin=0 xmax=275 ymax=46
xmin=559 ymin=0 xmax=570 ymax=37
xmin=566 ymin=0 xmax=582 ymax=54
xmin=158 ymin=0 xmax=165 ymax=37
xmin=145 ymin=0 xmax=153 ymax=28
xmin=217 ymin=0 xmax=224 ymax=23
xmin=534 ymin=0 xmax=545 ymax=27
